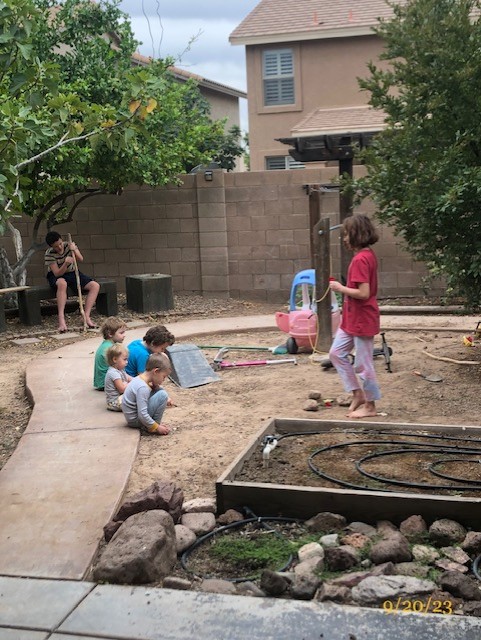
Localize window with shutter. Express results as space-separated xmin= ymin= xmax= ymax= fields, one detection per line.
xmin=266 ymin=156 xmax=305 ymax=170
xmin=263 ymin=49 xmax=295 ymax=106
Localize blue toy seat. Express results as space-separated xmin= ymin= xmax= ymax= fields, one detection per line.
xmin=289 ymin=269 xmax=316 ymax=311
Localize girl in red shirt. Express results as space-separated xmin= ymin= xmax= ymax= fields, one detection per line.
xmin=329 ymin=215 xmax=381 ymax=419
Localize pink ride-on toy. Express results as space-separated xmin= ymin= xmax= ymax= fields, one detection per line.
xmin=275 ymin=269 xmax=341 ymax=354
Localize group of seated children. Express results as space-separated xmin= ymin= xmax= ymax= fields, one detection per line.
xmin=93 ymin=317 xmax=176 ymax=436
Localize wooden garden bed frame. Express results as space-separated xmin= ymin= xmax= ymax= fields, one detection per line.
xmin=216 ymin=418 xmax=481 ymax=527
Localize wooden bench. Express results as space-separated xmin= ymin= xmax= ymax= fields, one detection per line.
xmin=16 ymin=279 xmax=118 ymax=327
xmin=0 ymin=286 xmax=29 ymax=332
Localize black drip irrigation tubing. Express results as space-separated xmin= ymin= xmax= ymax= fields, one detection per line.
xmin=180 ymin=510 xmax=302 ymax=583
xmin=264 ymin=430 xmax=481 ymax=493
xmin=355 ymin=448 xmax=481 ymax=491
xmin=429 ymin=458 xmax=481 ymax=484
xmin=473 ymin=555 xmax=481 ymax=581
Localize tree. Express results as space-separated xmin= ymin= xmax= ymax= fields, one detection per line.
xmin=354 ymin=0 xmax=481 ymax=308
xmin=0 ymin=0 xmax=243 ymax=293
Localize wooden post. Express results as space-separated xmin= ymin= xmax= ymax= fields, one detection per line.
xmin=67 ymin=233 xmax=87 ymax=331
xmin=308 ymin=186 xmax=320 ymax=267
xmin=313 ymin=217 xmax=332 ymax=352
xmin=339 ymin=158 xmax=353 ymax=280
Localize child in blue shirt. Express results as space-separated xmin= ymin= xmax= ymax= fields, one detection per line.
xmin=126 ymin=325 xmax=175 ymax=376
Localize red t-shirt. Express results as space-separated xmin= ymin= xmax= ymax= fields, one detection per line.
xmin=340 ymin=248 xmax=380 ymax=337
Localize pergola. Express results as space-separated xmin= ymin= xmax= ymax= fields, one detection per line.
xmin=276 ymin=106 xmax=385 ymax=348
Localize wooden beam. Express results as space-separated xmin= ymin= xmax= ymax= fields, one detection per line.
xmin=313 ymin=217 xmax=332 ymax=352
xmin=0 ymin=286 xmax=29 ymax=294
xmin=308 ymin=186 xmax=320 ymax=267
xmin=339 ymin=157 xmax=353 ymax=280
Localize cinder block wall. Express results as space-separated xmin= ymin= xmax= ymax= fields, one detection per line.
xmin=0 ymin=169 xmax=442 ymax=302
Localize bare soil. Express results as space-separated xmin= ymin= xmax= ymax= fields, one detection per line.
xmin=1 ymin=295 xmax=481 ymax=505
xmin=236 ymin=428 xmax=481 ymax=497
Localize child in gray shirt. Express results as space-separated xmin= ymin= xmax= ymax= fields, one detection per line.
xmin=121 ymin=352 xmax=174 ymax=435
xmin=105 ymin=344 xmax=132 ymax=411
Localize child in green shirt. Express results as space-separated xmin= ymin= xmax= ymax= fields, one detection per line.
xmin=93 ymin=316 xmax=128 ymax=390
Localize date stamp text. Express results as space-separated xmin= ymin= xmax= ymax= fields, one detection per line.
xmin=382 ymin=597 xmax=453 ymax=615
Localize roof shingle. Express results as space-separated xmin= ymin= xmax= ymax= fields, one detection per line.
xmin=230 ymin=0 xmax=405 ymax=43
xmin=291 ymin=105 xmax=386 ymax=136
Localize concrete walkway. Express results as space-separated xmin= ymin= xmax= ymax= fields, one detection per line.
xmin=1 ymin=575 xmax=481 ymax=640
xmin=0 ymin=314 xmax=278 ymax=579
xmin=0 ymin=311 xmax=480 ymax=638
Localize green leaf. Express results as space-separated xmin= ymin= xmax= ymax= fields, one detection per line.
xmin=16 ymin=42 xmax=33 ymax=60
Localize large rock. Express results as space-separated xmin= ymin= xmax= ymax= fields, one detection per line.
xmin=340 ymin=533 xmax=370 ymax=549
xmin=324 ymin=545 xmax=359 ymax=571
xmin=174 ymin=524 xmax=197 ymax=554
xmin=317 ymin=583 xmax=351 ymax=603
xmin=236 ymin=581 xmax=265 ymax=598
xmin=440 ymin=546 xmax=470 ymax=565
xmin=352 ymin=575 xmax=436 ymax=605
xmin=104 ymin=481 xmax=184 ymax=540
xmin=393 ymin=562 xmax=430 ymax=578
xmin=329 ymin=563 xmax=394 ymax=589
xmin=163 ymin=576 xmax=192 ymax=590
xmin=94 ymin=510 xmax=176 ymax=584
xmin=435 ymin=558 xmax=469 ymax=574
xmin=181 ymin=511 xmax=216 ymax=535
xmin=345 ymin=522 xmax=377 ymax=538
xmin=320 ymin=534 xmax=339 ymax=548
xmin=294 ymin=556 xmax=324 ymax=576
xmin=217 ymin=509 xmax=244 ymax=525
xmin=412 ymin=544 xmax=440 ymax=564
xmin=399 ymin=515 xmax=427 ymax=541
xmin=429 ymin=519 xmax=467 ymax=545
xmin=290 ymin=574 xmax=320 ymax=600
xmin=260 ymin=569 xmax=289 ymax=596
xmin=376 ymin=520 xmax=398 ymax=535
xmin=297 ymin=542 xmax=324 ymax=563
xmin=369 ymin=532 xmax=412 ymax=565
xmin=305 ymin=512 xmax=346 ymax=533
xmin=461 ymin=531 xmax=481 ymax=555
xmin=182 ymin=498 xmax=216 ymax=514
xmin=463 ymin=601 xmax=481 ymax=617
xmin=439 ymin=571 xmax=481 ymax=601
xmin=200 ymin=579 xmax=237 ymax=595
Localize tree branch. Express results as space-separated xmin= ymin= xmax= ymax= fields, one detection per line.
xmin=14 ymin=114 xmax=135 ymax=171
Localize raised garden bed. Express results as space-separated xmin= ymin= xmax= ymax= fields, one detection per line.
xmin=216 ymin=418 xmax=481 ymax=528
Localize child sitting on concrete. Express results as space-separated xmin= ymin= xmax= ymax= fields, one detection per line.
xmin=93 ymin=316 xmax=128 ymax=390
xmin=104 ymin=344 xmax=132 ymax=412
xmin=125 ymin=325 xmax=175 ymax=376
xmin=121 ymin=353 xmax=173 ymax=435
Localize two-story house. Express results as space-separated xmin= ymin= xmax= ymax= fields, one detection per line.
xmin=132 ymin=52 xmax=247 ymax=138
xmin=230 ymin=0 xmax=402 ymax=171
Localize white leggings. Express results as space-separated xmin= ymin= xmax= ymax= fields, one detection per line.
xmin=329 ymin=328 xmax=381 ymax=402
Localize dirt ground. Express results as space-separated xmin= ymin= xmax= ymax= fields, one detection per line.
xmin=1 ymin=295 xmax=481 ymax=503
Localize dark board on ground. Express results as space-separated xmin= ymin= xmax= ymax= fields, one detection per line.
xmin=167 ymin=344 xmax=220 ymax=388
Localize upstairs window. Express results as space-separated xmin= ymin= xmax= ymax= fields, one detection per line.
xmin=263 ymin=49 xmax=295 ymax=106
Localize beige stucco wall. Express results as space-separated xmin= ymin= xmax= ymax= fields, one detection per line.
xmin=200 ymin=86 xmax=243 ymax=129
xmin=246 ymin=35 xmax=386 ymax=171
xmin=1 ymin=169 xmax=440 ymax=303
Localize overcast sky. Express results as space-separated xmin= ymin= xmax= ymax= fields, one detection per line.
xmin=117 ymin=1 xmax=259 ymax=130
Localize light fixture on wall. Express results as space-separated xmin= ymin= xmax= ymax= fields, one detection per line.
xmin=204 ymin=170 xmax=213 ymax=182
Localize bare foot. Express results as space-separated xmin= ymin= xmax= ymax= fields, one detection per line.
xmin=349 ymin=403 xmax=378 ymax=419
xmin=346 ymin=390 xmax=365 ymax=417
xmin=58 ymin=323 xmax=68 ymax=333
